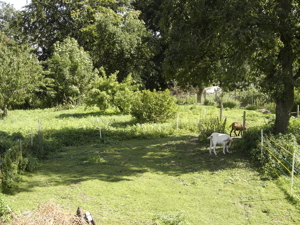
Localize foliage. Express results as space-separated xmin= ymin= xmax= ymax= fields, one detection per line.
xmin=198 ymin=118 xmax=227 ymax=142
xmin=1 ymin=147 xmax=21 ymax=188
xmin=0 ymin=33 xmax=44 ymax=109
xmin=245 ymin=105 xmax=258 ymax=110
xmin=27 ymin=134 xmax=57 ymax=160
xmin=232 ymin=122 xmax=299 ymax=177
xmin=222 ymin=100 xmax=239 ymax=109
xmin=0 ymin=194 xmax=10 ymax=222
xmin=160 ymin=0 xmax=300 ymax=134
xmin=47 ymin=37 xmax=97 ymax=106
xmin=0 ymin=132 xmax=53 ymax=189
xmin=203 ymin=99 xmax=215 ymax=106
xmin=20 ymin=0 xmax=154 ymax=86
xmin=91 ymin=8 xmax=154 ymax=81
xmin=131 ymin=89 xmax=177 ymax=123
xmin=84 ymin=68 xmax=139 ymax=114
xmin=0 ymin=1 xmax=20 ymax=39
xmin=153 ymin=211 xmax=189 ymax=225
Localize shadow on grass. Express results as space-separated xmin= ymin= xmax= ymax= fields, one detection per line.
xmin=57 ymin=109 xmax=123 ymax=119
xmin=11 ymin=135 xmax=253 ymax=194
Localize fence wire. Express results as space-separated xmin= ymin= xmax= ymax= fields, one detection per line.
xmin=261 ymin=131 xmax=300 ymax=200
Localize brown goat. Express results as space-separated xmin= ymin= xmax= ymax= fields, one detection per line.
xmin=229 ymin=122 xmax=249 ymax=137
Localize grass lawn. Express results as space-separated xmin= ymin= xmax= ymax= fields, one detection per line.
xmin=3 ymin=135 xmax=300 ymax=224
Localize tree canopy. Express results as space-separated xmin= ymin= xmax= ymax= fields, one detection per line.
xmin=0 ymin=33 xmax=44 ymax=109
xmin=160 ymin=0 xmax=300 ymax=134
xmin=47 ymin=37 xmax=97 ymax=106
xmin=0 ymin=0 xmax=299 ymax=133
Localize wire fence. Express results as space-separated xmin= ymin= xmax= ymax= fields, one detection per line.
xmin=261 ymin=129 xmax=300 ymax=200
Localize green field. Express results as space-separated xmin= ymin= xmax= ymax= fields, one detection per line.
xmin=0 ymin=105 xmax=299 ymax=224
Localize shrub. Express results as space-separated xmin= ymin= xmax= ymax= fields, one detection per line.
xmin=245 ymin=104 xmax=258 ymax=110
xmin=28 ymin=134 xmax=57 ymax=159
xmin=203 ymin=99 xmax=215 ymax=106
xmin=198 ymin=117 xmax=227 ymax=142
xmin=84 ymin=69 xmax=139 ymax=114
xmin=131 ymin=89 xmax=177 ymax=123
xmin=222 ymin=100 xmax=239 ymax=109
xmin=1 ymin=147 xmax=21 ymax=188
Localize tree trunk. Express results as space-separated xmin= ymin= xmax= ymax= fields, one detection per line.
xmin=197 ymin=88 xmax=204 ymax=104
xmin=273 ymin=0 xmax=294 ymax=134
xmin=275 ymin=97 xmax=293 ymax=134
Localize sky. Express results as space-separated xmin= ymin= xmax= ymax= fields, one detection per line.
xmin=3 ymin=0 xmax=31 ymax=10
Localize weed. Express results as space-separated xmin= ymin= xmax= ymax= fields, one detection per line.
xmin=153 ymin=211 xmax=190 ymax=225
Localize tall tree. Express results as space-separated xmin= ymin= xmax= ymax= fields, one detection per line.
xmin=0 ymin=33 xmax=44 ymax=110
xmin=20 ymin=0 xmax=153 ymax=85
xmin=47 ymin=37 xmax=97 ymax=106
xmin=132 ymin=0 xmax=167 ymax=90
xmin=160 ymin=0 xmax=300 ymax=134
xmin=0 ymin=1 xmax=21 ymax=40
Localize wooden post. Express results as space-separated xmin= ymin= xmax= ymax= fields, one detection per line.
xmin=291 ymin=152 xmax=296 ymax=198
xmin=220 ymin=102 xmax=223 ymax=121
xmin=242 ymin=111 xmax=246 ymax=136
xmin=297 ymin=105 xmax=299 ymax=117
xmin=97 ymin=118 xmax=102 ymax=139
xmin=261 ymin=129 xmax=264 ymax=158
xmin=30 ymin=130 xmax=33 ymax=147
xmin=37 ymin=120 xmax=42 ymax=134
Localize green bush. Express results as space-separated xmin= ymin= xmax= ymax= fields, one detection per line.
xmin=245 ymin=104 xmax=258 ymax=110
xmin=1 ymin=148 xmax=21 ymax=189
xmin=131 ymin=89 xmax=177 ymax=123
xmin=198 ymin=118 xmax=227 ymax=142
xmin=28 ymin=134 xmax=57 ymax=159
xmin=222 ymin=100 xmax=239 ymax=109
xmin=84 ymin=69 xmax=139 ymax=114
xmin=203 ymin=99 xmax=215 ymax=106
xmin=0 ymin=194 xmax=10 ymax=222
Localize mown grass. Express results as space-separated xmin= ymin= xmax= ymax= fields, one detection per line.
xmin=1 ymin=104 xmax=299 ymax=224
xmin=3 ymin=136 xmax=300 ymax=224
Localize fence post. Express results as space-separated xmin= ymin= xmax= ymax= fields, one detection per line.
xmin=261 ymin=129 xmax=264 ymax=158
xmin=97 ymin=117 xmax=102 ymax=139
xmin=219 ymin=102 xmax=223 ymax=121
xmin=291 ymin=152 xmax=296 ymax=198
xmin=297 ymin=105 xmax=299 ymax=117
xmin=242 ymin=111 xmax=246 ymax=137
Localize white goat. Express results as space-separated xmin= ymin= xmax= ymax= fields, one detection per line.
xmin=207 ymin=133 xmax=233 ymax=155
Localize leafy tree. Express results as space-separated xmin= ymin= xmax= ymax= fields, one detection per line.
xmin=20 ymin=0 xmax=153 ymax=86
xmin=87 ymin=6 xmax=154 ymax=82
xmin=130 ymin=0 xmax=168 ymax=90
xmin=84 ymin=68 xmax=139 ymax=114
xmin=47 ymin=37 xmax=97 ymax=106
xmin=160 ymin=0 xmax=300 ymax=134
xmin=0 ymin=1 xmax=23 ymax=41
xmin=0 ymin=33 xmax=44 ymax=110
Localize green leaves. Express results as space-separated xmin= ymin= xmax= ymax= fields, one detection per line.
xmin=47 ymin=37 xmax=97 ymax=105
xmin=131 ymin=89 xmax=177 ymax=123
xmin=0 ymin=33 xmax=43 ymax=108
xmin=84 ymin=68 xmax=139 ymax=113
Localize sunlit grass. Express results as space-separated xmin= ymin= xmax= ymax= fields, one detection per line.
xmin=2 ymin=104 xmax=296 ymax=224
xmin=3 ymin=136 xmax=300 ymax=224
